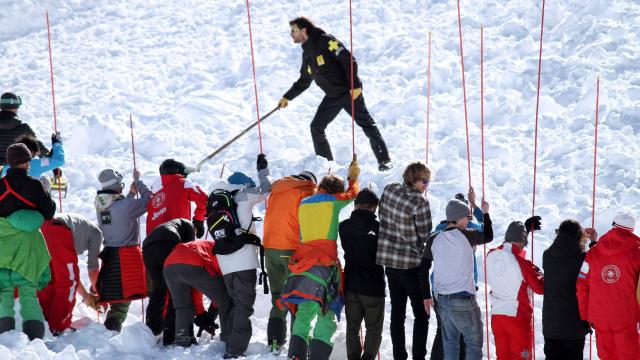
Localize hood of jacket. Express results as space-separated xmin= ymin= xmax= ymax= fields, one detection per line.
xmin=94 ymin=190 xmax=124 ymax=211
xmin=271 ymin=176 xmax=316 ymax=195
xmin=0 ymin=111 xmax=21 ymax=130
xmin=595 ymin=227 xmax=640 ymax=256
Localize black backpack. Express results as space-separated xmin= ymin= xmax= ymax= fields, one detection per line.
xmin=206 ymin=189 xmax=269 ymax=293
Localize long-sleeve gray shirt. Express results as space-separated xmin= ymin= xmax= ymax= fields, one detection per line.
xmin=54 ymin=213 xmax=103 ymax=270
xmin=95 ymin=180 xmax=151 ymax=247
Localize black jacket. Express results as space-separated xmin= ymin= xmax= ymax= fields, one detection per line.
xmin=0 ymin=111 xmax=48 ymax=165
xmin=142 ymin=218 xmax=195 ymax=250
xmin=0 ymin=168 xmax=56 ymax=219
xmin=284 ymin=27 xmax=362 ymax=100
xmin=542 ymin=233 xmax=590 ymax=340
xmin=338 ymin=209 xmax=385 ymax=297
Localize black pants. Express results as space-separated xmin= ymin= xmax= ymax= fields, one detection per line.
xmin=311 ymin=93 xmax=390 ymax=164
xmin=543 ymin=337 xmax=585 ymax=360
xmin=142 ymin=243 xmax=176 ymax=344
xmin=431 ymin=298 xmax=465 ymax=360
xmin=385 ymin=267 xmax=429 ymax=360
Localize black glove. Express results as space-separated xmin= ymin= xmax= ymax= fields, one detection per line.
xmin=52 ymin=168 xmax=62 ymax=178
xmin=193 ymin=219 xmax=205 ymax=239
xmin=256 ymin=153 xmax=268 ymax=171
xmin=194 ymin=311 xmax=218 ymax=336
xmin=524 ymin=216 xmax=542 ymax=232
xmin=51 ymin=132 xmax=62 ymax=144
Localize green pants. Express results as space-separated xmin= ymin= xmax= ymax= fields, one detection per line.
xmin=265 ymin=249 xmax=293 ymax=320
xmin=0 ymin=285 xmax=43 ymax=322
xmin=292 ymin=301 xmax=337 ymax=346
xmin=106 ymin=302 xmax=130 ymax=326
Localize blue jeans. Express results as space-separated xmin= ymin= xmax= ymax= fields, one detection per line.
xmin=435 ymin=294 xmax=483 ymax=360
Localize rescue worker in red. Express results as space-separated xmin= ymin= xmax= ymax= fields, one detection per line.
xmin=146 ymin=159 xmax=207 ymax=237
xmin=37 ymin=212 xmax=104 ymax=335
xmin=163 ymin=239 xmax=230 ymax=348
xmin=486 ymin=220 xmax=544 ymax=360
xmin=577 ymin=212 xmax=640 ymax=360
xmin=94 ymin=168 xmax=151 ymax=332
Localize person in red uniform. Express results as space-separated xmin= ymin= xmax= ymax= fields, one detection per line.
xmin=146 ymin=159 xmax=207 ymax=237
xmin=577 ymin=212 xmax=640 ymax=360
xmin=486 ymin=220 xmax=544 ymax=360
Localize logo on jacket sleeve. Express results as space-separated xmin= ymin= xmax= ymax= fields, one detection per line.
xmin=601 ymin=264 xmax=620 ymax=284
xmin=316 ymin=55 xmax=325 ymax=66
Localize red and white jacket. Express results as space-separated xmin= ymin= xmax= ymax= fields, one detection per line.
xmin=146 ymin=174 xmax=207 ymax=235
xmin=486 ymin=242 xmax=544 ymax=321
xmin=576 ymin=227 xmax=640 ymax=324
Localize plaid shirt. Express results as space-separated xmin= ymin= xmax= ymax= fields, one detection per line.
xmin=376 ymin=182 xmax=432 ymax=269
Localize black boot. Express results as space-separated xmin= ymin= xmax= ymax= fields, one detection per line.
xmin=287 ymin=335 xmax=308 ymax=360
xmin=175 ymin=329 xmax=192 ymax=347
xmin=267 ymin=317 xmax=286 ymax=353
xmin=308 ymin=339 xmax=332 ymax=360
xmin=0 ymin=317 xmax=15 ymax=334
xmin=104 ymin=317 xmax=122 ymax=332
xmin=23 ymin=320 xmax=45 ymax=340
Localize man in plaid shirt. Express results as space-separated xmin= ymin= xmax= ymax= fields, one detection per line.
xmin=376 ymin=162 xmax=432 ymax=360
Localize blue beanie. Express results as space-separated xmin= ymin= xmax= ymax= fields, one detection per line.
xmin=227 ymin=171 xmax=256 ymax=187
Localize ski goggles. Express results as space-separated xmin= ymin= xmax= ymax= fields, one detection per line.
xmin=0 ymin=96 xmax=22 ymax=108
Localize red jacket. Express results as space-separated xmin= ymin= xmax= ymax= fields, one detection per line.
xmin=486 ymin=243 xmax=544 ymax=321
xmin=577 ymin=227 xmax=640 ymax=324
xmin=164 ymin=240 xmax=222 ymax=278
xmin=146 ymin=174 xmax=207 ymax=235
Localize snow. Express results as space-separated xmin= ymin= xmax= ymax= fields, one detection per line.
xmin=1 ymin=0 xmax=639 ymax=358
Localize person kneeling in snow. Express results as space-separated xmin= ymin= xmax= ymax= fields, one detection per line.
xmin=94 ymin=168 xmax=151 ymax=332
xmin=38 ymin=211 xmax=104 ymax=335
xmin=486 ymin=219 xmax=544 ymax=360
xmin=278 ymin=156 xmax=360 ymax=360
xmin=207 ymin=154 xmax=271 ymax=359
xmin=143 ymin=218 xmax=205 ymax=345
xmin=577 ymin=212 xmax=640 ymax=360
xmin=164 ymin=239 xmax=230 ymax=347
xmin=0 ymin=144 xmax=56 ymax=340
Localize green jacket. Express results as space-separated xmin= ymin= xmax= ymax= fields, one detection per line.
xmin=0 ymin=214 xmax=51 ymax=286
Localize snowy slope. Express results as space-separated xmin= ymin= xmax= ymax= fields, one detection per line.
xmin=0 ymin=0 xmax=639 ymax=358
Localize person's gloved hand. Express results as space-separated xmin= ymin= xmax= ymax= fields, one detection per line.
xmin=52 ymin=168 xmax=62 ymax=178
xmin=256 ymin=153 xmax=268 ymax=171
xmin=525 ymin=216 xmax=542 ymax=232
xmin=51 ymin=132 xmax=62 ymax=144
xmin=193 ymin=218 xmax=205 ymax=239
xmin=350 ymin=88 xmax=362 ymax=100
xmin=278 ymin=97 xmax=289 ymax=109
xmin=348 ymin=154 xmax=360 ymax=180
xmin=194 ymin=311 xmax=218 ymax=336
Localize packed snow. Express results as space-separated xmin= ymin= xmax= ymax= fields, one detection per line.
xmin=1 ymin=0 xmax=639 ymax=358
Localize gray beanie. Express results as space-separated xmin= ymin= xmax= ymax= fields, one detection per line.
xmin=446 ymin=199 xmax=470 ymax=222
xmin=505 ymin=221 xmax=528 ymax=243
xmin=6 ymin=143 xmax=32 ymax=167
xmin=98 ymin=169 xmax=124 ymax=192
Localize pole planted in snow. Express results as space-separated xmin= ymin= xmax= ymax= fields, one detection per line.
xmin=46 ymin=10 xmax=64 ymax=213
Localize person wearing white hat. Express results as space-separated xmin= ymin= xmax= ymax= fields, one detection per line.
xmin=577 ymin=212 xmax=640 ymax=360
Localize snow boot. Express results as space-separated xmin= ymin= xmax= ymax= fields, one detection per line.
xmin=104 ymin=317 xmax=122 ymax=332
xmin=267 ymin=317 xmax=286 ymax=354
xmin=0 ymin=317 xmax=15 ymax=334
xmin=308 ymin=339 xmax=332 ymax=360
xmin=287 ymin=335 xmax=308 ymax=360
xmin=23 ymin=320 xmax=45 ymax=340
xmin=222 ymin=350 xmax=246 ymax=359
xmin=378 ymin=161 xmax=393 ymax=171
xmin=175 ymin=329 xmax=192 ymax=348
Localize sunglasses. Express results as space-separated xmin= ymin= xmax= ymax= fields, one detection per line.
xmin=290 ymin=26 xmax=301 ymax=34
xmin=422 ymin=178 xmax=430 ymax=186
xmin=467 ymin=215 xmax=473 ymax=220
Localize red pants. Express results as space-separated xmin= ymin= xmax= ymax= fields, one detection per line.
xmin=593 ymin=322 xmax=640 ymax=360
xmin=491 ymin=314 xmax=533 ymax=360
xmin=37 ymin=262 xmax=80 ymax=333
